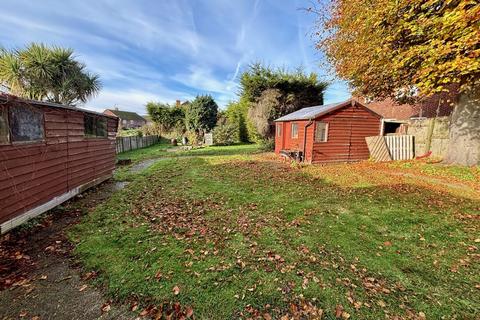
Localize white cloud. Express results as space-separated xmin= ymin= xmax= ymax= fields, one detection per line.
xmin=82 ymin=88 xmax=193 ymax=115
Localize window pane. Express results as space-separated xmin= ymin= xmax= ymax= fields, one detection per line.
xmin=315 ymin=122 xmax=328 ymax=142
xmin=291 ymin=123 xmax=298 ymax=138
xmin=276 ymin=124 xmax=282 ymax=137
xmin=0 ymin=107 xmax=8 ymax=144
xmin=10 ymin=105 xmax=44 ymax=142
xmin=84 ymin=114 xmax=96 ymax=136
xmin=96 ymin=117 xmax=107 ymax=137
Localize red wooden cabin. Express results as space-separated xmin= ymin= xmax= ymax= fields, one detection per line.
xmin=0 ymin=94 xmax=118 ymax=233
xmin=274 ymin=99 xmax=382 ymax=163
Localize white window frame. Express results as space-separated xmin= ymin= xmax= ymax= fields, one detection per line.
xmin=314 ymin=121 xmax=329 ymax=143
xmin=291 ymin=122 xmax=298 ymax=139
xmin=276 ymin=123 xmax=282 ymax=137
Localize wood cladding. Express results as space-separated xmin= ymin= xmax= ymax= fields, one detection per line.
xmin=0 ymin=101 xmax=118 ymax=224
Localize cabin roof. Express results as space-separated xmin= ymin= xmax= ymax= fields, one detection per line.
xmin=0 ymin=93 xmax=117 ymax=119
xmin=275 ymin=98 xmax=382 ymax=122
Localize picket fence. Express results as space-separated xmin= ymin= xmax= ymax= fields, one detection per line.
xmin=116 ymin=135 xmax=160 ymax=153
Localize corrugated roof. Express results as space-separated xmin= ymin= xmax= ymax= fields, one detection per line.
xmin=0 ymin=93 xmax=117 ymax=119
xmin=275 ymin=99 xmax=352 ymax=122
xmin=105 ymin=109 xmax=146 ymax=121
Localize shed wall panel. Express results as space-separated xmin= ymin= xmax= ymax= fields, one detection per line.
xmin=0 ymin=102 xmax=118 ymax=225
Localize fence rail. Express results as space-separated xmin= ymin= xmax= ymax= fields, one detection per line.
xmin=116 ymin=135 xmax=160 ymax=153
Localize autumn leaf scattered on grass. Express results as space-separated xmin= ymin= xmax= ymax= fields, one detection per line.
xmin=173 ymin=285 xmax=180 ymax=295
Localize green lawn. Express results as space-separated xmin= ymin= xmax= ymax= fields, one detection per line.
xmin=70 ymin=144 xmax=480 ymax=319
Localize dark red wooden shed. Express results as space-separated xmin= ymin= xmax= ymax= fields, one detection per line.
xmin=0 ymin=94 xmax=118 ymax=233
xmin=274 ymin=99 xmax=382 ymax=163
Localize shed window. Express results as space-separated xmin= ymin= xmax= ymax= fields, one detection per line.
xmin=314 ymin=122 xmax=328 ymax=142
xmin=291 ymin=123 xmax=298 ymax=139
xmin=276 ymin=123 xmax=282 ymax=137
xmin=9 ymin=105 xmax=44 ymax=142
xmin=84 ymin=114 xmax=107 ymax=138
xmin=0 ymin=107 xmax=8 ymax=144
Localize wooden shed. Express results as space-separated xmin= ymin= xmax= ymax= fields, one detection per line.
xmin=0 ymin=94 xmax=118 ymax=233
xmin=274 ymin=99 xmax=382 ymax=163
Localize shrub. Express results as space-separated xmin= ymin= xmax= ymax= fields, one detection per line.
xmin=213 ymin=124 xmax=237 ymax=146
xmin=259 ymin=138 xmax=275 ymax=151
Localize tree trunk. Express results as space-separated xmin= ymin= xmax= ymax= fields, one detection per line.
xmin=444 ymin=87 xmax=480 ymax=166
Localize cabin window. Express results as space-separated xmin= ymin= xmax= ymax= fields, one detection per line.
xmin=291 ymin=123 xmax=298 ymax=139
xmin=276 ymin=123 xmax=282 ymax=137
xmin=0 ymin=107 xmax=8 ymax=144
xmin=84 ymin=114 xmax=107 ymax=138
xmin=314 ymin=122 xmax=328 ymax=142
xmin=9 ymin=105 xmax=44 ymax=143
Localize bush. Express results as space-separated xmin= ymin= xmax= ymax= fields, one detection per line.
xmin=213 ymin=124 xmax=236 ymax=146
xmin=259 ymin=138 xmax=275 ymax=151
xmin=140 ymin=123 xmax=162 ymax=136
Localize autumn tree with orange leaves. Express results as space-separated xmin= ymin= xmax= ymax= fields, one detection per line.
xmin=312 ymin=0 xmax=480 ymax=165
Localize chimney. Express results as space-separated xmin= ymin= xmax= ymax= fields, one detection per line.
xmin=176 ymin=100 xmax=181 ymax=107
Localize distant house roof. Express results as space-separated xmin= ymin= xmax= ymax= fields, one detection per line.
xmin=275 ymin=98 xmax=381 ymax=122
xmin=104 ymin=109 xmax=146 ymax=122
xmin=0 ymin=93 xmax=117 ymax=119
xmin=365 ymin=91 xmax=456 ymax=120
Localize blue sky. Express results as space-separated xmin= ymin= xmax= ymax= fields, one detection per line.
xmin=0 ymin=0 xmax=350 ymax=114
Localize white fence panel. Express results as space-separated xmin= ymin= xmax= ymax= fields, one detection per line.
xmin=384 ymin=135 xmax=414 ymax=160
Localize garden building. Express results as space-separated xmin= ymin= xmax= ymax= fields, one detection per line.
xmin=0 ymin=94 xmax=118 ymax=233
xmin=274 ymin=99 xmax=382 ymax=163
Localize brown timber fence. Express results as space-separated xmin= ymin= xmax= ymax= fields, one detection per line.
xmin=116 ymin=135 xmax=160 ymax=153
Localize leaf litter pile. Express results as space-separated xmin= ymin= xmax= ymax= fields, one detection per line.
xmin=71 ymin=152 xmax=480 ymax=319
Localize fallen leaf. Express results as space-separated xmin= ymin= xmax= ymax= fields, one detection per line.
xmin=185 ymin=306 xmax=194 ymax=318
xmin=79 ymin=284 xmax=88 ymax=292
xmin=173 ymin=285 xmax=180 ymax=295
xmin=335 ymin=305 xmax=343 ymax=318
xmin=101 ymin=303 xmax=111 ymax=313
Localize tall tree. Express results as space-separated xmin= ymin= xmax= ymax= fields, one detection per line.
xmin=184 ymin=95 xmax=218 ymax=136
xmin=239 ymin=63 xmax=328 ymax=141
xmin=0 ymin=43 xmax=101 ymax=105
xmin=312 ymin=0 xmax=480 ymax=165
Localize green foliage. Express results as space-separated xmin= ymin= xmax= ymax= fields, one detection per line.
xmin=239 ymin=63 xmax=327 ymax=104
xmin=225 ymin=100 xmax=249 ymax=143
xmin=0 ymin=43 xmax=101 ymax=105
xmin=212 ymin=123 xmax=237 ymax=146
xmin=259 ymin=137 xmax=275 ymax=151
xmin=239 ymin=63 xmax=327 ymax=140
xmin=117 ymin=128 xmax=143 ymax=137
xmin=184 ymin=95 xmax=218 ymax=135
xmin=146 ymin=102 xmax=185 ymax=136
xmin=314 ymin=0 xmax=480 ymax=99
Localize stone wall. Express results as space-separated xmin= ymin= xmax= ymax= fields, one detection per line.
xmin=407 ymin=116 xmax=451 ymax=158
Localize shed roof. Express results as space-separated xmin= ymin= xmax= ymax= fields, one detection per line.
xmin=274 ymin=98 xmax=382 ymax=122
xmin=0 ymin=93 xmax=117 ymax=119
xmin=105 ymin=109 xmax=146 ymax=121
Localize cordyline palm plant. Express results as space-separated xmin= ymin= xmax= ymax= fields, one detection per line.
xmin=0 ymin=43 xmax=101 ymax=106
